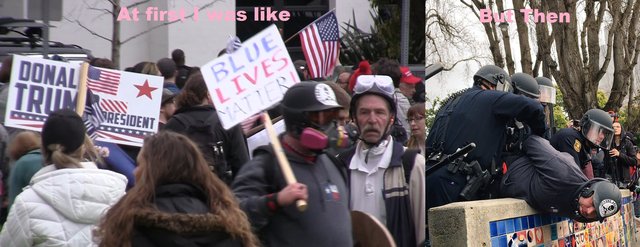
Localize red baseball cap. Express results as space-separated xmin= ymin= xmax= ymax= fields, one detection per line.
xmin=400 ymin=66 xmax=421 ymax=84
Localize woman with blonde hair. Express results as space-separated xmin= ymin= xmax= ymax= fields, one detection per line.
xmin=95 ymin=131 xmax=259 ymax=247
xmin=406 ymin=103 xmax=426 ymax=155
xmin=0 ymin=109 xmax=128 ymax=246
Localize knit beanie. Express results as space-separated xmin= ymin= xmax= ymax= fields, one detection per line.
xmin=41 ymin=109 xmax=86 ymax=154
xmin=348 ymin=60 xmax=372 ymax=93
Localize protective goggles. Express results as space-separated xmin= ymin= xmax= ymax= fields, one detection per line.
xmin=354 ymin=75 xmax=395 ymax=97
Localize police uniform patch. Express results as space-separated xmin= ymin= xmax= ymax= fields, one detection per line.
xmin=574 ymin=140 xmax=582 ymax=152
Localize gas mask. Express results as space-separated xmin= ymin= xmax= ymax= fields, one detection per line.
xmin=299 ymin=122 xmax=352 ymax=152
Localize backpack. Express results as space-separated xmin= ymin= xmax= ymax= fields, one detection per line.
xmin=172 ymin=113 xmax=232 ymax=184
xmin=389 ymin=120 xmax=408 ymax=144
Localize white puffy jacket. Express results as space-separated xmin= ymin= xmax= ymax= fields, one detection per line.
xmin=0 ymin=162 xmax=127 ymax=247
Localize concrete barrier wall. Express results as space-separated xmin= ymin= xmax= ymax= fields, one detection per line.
xmin=428 ymin=190 xmax=638 ymax=247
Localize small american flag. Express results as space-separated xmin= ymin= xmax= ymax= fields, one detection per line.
xmin=100 ymin=99 xmax=128 ymax=114
xmin=87 ymin=66 xmax=121 ymax=95
xmin=300 ymin=10 xmax=340 ymax=79
xmin=83 ymin=89 xmax=105 ymax=139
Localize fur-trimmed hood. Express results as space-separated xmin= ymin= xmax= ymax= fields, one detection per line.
xmin=134 ymin=208 xmax=227 ymax=234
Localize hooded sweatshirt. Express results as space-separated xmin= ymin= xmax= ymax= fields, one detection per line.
xmin=0 ymin=162 xmax=127 ymax=246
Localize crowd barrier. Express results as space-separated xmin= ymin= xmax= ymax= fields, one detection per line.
xmin=428 ymin=189 xmax=638 ymax=247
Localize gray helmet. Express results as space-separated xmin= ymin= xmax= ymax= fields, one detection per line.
xmin=535 ymin=77 xmax=556 ymax=104
xmin=511 ymin=73 xmax=540 ymax=99
xmin=580 ymin=179 xmax=621 ymax=220
xmin=580 ymin=109 xmax=614 ymax=149
xmin=473 ymin=65 xmax=511 ymax=92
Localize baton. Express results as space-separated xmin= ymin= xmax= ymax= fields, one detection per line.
xmin=426 ymin=143 xmax=476 ymax=176
xmin=262 ymin=112 xmax=307 ymax=212
xmin=425 ymin=63 xmax=444 ymax=81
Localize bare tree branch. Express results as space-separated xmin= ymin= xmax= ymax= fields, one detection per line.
xmin=127 ymin=0 xmax=152 ymax=8
xmin=88 ymin=7 xmax=112 ymax=14
xmin=443 ymin=57 xmax=484 ymax=71
xmin=122 ymin=0 xmax=221 ymax=44
xmin=63 ymin=16 xmax=111 ymax=42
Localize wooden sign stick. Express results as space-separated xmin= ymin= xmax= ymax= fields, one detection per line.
xmin=75 ymin=62 xmax=89 ymax=116
xmin=262 ymin=112 xmax=307 ymax=212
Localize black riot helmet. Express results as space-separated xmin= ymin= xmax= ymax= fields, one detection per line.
xmin=576 ymin=179 xmax=621 ymax=222
xmin=535 ymin=77 xmax=556 ymax=104
xmin=580 ymin=109 xmax=614 ymax=149
xmin=511 ymin=73 xmax=540 ymax=99
xmin=281 ymin=81 xmax=342 ymax=137
xmin=473 ymin=65 xmax=512 ymax=92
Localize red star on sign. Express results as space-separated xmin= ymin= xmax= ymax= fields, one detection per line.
xmin=134 ymin=80 xmax=158 ymax=99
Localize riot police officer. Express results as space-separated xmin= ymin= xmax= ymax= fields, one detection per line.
xmin=536 ymin=76 xmax=556 ymax=139
xmin=550 ymin=109 xmax=614 ymax=179
xmin=511 ymin=73 xmax=540 ymax=99
xmin=426 ymin=65 xmax=547 ymax=209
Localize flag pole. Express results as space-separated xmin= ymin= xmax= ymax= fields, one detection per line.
xmin=283 ymin=9 xmax=336 ymax=44
xmin=76 ymin=62 xmax=90 ymax=116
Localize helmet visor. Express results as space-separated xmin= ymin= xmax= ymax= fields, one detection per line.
xmin=539 ymin=85 xmax=556 ymax=104
xmin=584 ymin=120 xmax=614 ymax=149
xmin=354 ymin=75 xmax=395 ymax=97
xmin=496 ymin=80 xmax=513 ymax=93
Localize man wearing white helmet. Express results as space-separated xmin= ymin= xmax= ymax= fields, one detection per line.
xmin=337 ymin=75 xmax=426 ymax=247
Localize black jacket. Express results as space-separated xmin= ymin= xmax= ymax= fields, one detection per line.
xmin=164 ymin=105 xmax=249 ymax=181
xmin=605 ymin=133 xmax=637 ymax=184
xmin=501 ymin=136 xmax=594 ymax=221
xmin=549 ymin=128 xmax=591 ymax=168
xmin=131 ymin=183 xmax=243 ymax=247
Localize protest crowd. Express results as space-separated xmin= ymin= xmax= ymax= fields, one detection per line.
xmin=0 ymin=15 xmax=427 ymax=246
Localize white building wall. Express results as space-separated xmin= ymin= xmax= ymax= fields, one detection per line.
xmin=333 ymin=0 xmax=375 ymax=32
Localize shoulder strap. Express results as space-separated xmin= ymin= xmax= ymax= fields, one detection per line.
xmin=401 ymin=149 xmax=419 ymax=182
xmin=428 ymin=88 xmax=471 ymax=152
xmin=323 ymin=153 xmax=348 ymax=184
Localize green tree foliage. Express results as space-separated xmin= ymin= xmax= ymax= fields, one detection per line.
xmin=553 ymin=85 xmax=568 ymax=130
xmin=339 ymin=0 xmax=425 ymax=65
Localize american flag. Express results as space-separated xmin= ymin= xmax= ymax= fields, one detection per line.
xmin=300 ymin=10 xmax=340 ymax=79
xmin=87 ymin=66 xmax=121 ymax=95
xmin=100 ymin=99 xmax=128 ymax=114
xmin=83 ymin=89 xmax=105 ymax=139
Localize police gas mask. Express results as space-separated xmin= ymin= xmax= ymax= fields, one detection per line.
xmin=299 ymin=121 xmax=352 ymax=152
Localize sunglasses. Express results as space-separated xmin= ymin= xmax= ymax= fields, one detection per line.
xmin=353 ymin=75 xmax=395 ymax=97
